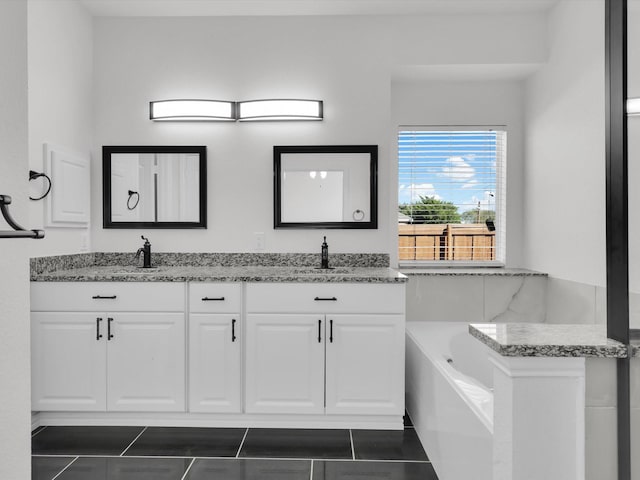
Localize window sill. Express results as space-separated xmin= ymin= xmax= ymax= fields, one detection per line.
xmin=399 ymin=265 xmax=547 ymax=277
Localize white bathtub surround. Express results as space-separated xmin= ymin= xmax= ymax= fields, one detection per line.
xmin=405 ymin=322 xmax=628 ymax=480
xmin=490 ymin=353 xmax=585 ymax=480
xmin=545 ymin=276 xmax=606 ymax=325
xmin=470 ymin=323 xmax=628 ymax=480
xmin=403 ymin=270 xmax=547 ymax=324
xmin=406 ymin=322 xmax=494 ymax=480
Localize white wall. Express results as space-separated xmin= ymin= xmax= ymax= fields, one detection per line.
xmin=523 ymin=0 xmax=605 ymax=287
xmin=92 ymin=15 xmax=393 ymax=255
xmin=91 ymin=13 xmax=547 ymax=261
xmin=27 ymin=0 xmax=93 ymax=257
xmin=0 ymin=1 xmax=32 ymax=478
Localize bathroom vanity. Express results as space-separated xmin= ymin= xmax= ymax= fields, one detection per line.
xmin=30 ymin=255 xmax=406 ymax=430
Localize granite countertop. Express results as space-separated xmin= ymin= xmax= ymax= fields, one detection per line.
xmin=401 ymin=267 xmax=546 ymax=276
xmin=469 ymin=323 xmax=628 ymax=358
xmin=31 ymin=265 xmax=408 ymax=284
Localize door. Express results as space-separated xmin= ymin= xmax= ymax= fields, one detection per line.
xmin=325 ymin=314 xmax=405 ymax=415
xmin=245 ymin=314 xmax=325 ymax=414
xmin=189 ymin=314 xmax=241 ymax=413
xmin=31 ymin=312 xmax=107 ymax=411
xmin=106 ymin=313 xmax=185 ymax=412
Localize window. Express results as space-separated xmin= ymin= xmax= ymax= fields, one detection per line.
xmin=398 ymin=128 xmax=506 ymax=264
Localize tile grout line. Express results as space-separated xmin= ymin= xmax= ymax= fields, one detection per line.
xmin=50 ymin=456 xmax=79 ymax=480
xmin=235 ymin=428 xmax=249 ymax=458
xmin=119 ymin=426 xmax=148 ymax=457
xmin=32 ymin=453 xmax=432 ymax=464
xmin=349 ymin=429 xmax=355 ymax=460
xmin=179 ymin=457 xmax=197 ymax=480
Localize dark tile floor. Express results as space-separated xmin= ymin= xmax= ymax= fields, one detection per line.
xmin=31 ymin=416 xmax=439 ymax=480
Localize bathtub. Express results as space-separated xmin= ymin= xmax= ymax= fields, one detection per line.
xmin=405 ymin=322 xmax=494 ymax=480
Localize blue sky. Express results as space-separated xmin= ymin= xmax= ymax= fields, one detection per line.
xmin=398 ymin=130 xmax=499 ymax=215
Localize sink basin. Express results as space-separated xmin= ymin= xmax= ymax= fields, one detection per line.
xmin=110 ymin=266 xmax=165 ymax=274
xmin=287 ymin=267 xmax=356 ymax=275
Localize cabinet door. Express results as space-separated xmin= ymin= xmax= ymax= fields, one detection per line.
xmin=106 ymin=313 xmax=185 ymax=412
xmin=31 ymin=312 xmax=107 ymax=411
xmin=245 ymin=314 xmax=325 ymax=414
xmin=189 ymin=314 xmax=241 ymax=413
xmin=325 ymin=314 xmax=405 ymax=415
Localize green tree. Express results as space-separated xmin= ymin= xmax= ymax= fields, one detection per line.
xmin=460 ymin=209 xmax=495 ymax=224
xmin=399 ymin=196 xmax=461 ymax=224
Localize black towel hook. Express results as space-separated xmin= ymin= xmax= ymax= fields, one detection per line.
xmin=29 ymin=170 xmax=52 ymax=201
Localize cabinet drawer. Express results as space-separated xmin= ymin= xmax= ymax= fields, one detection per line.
xmin=188 ymin=283 xmax=242 ymax=313
xmin=246 ymin=283 xmax=405 ymax=314
xmin=31 ymin=282 xmax=185 ymax=312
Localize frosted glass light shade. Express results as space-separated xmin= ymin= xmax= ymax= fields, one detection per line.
xmin=628 ymin=98 xmax=640 ymax=116
xmin=150 ymin=99 xmax=236 ymax=121
xmin=237 ymin=99 xmax=323 ymax=121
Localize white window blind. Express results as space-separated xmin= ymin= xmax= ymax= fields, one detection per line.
xmin=398 ymin=128 xmax=506 ymax=264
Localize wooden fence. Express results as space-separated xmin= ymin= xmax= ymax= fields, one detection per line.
xmin=399 ymin=223 xmax=495 ymax=261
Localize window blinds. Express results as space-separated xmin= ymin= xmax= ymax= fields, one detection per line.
xmin=398 ymin=129 xmax=506 ymax=263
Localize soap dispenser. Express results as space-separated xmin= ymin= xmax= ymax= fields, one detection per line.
xmin=321 ymin=236 xmax=329 ymax=269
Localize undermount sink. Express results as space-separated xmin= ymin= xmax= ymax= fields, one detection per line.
xmin=286 ymin=267 xmax=357 ymax=275
xmin=110 ymin=266 xmax=165 ymax=274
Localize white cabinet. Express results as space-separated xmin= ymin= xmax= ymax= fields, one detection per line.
xmin=245 ymin=314 xmax=325 ymax=414
xmin=31 ymin=312 xmax=107 ymax=411
xmin=188 ymin=283 xmax=242 ymax=413
xmin=106 ymin=313 xmax=185 ymax=412
xmin=245 ymin=283 xmax=405 ymax=416
xmin=325 ymin=315 xmax=404 ymax=415
xmin=30 ymin=282 xmax=185 ymax=412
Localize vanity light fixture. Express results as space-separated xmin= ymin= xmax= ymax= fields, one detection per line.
xmin=150 ymin=99 xmax=236 ymax=121
xmin=628 ymin=98 xmax=640 ymax=116
xmin=237 ymin=99 xmax=323 ymax=121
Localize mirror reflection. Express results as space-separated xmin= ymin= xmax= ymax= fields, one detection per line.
xmin=274 ymin=145 xmax=377 ymax=229
xmin=103 ymin=146 xmax=206 ymax=229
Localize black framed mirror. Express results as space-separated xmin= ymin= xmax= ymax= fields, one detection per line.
xmin=274 ymin=145 xmax=378 ymax=229
xmin=103 ymin=145 xmax=207 ymax=229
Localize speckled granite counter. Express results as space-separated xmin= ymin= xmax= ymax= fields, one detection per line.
xmin=31 ymin=265 xmax=407 ymax=284
xmin=469 ymin=323 xmax=628 ymax=358
xmin=30 ymin=252 xmax=406 ymax=283
xmin=401 ymin=267 xmax=545 ymax=276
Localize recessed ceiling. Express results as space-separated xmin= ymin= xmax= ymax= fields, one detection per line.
xmin=79 ymin=0 xmax=559 ymax=17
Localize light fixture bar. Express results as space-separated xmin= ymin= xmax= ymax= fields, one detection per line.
xmin=150 ymin=99 xmax=236 ymax=121
xmin=627 ymin=98 xmax=640 ymax=116
xmin=237 ymin=99 xmax=323 ymax=121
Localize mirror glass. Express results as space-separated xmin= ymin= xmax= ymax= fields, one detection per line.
xmin=103 ymin=146 xmax=206 ymax=228
xmin=274 ymin=145 xmax=377 ymax=229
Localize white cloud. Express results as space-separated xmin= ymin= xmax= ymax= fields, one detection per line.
xmin=440 ymin=156 xmax=475 ymax=181
xmin=399 ymin=183 xmax=441 ymax=204
xmin=462 ymin=179 xmax=478 ymax=189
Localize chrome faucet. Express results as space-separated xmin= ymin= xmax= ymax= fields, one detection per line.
xmin=135 ymin=235 xmax=152 ymax=268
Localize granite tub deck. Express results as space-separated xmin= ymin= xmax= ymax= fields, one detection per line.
xmin=469 ymin=323 xmax=628 ymax=358
xmin=30 ymin=252 xmax=406 ymax=283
